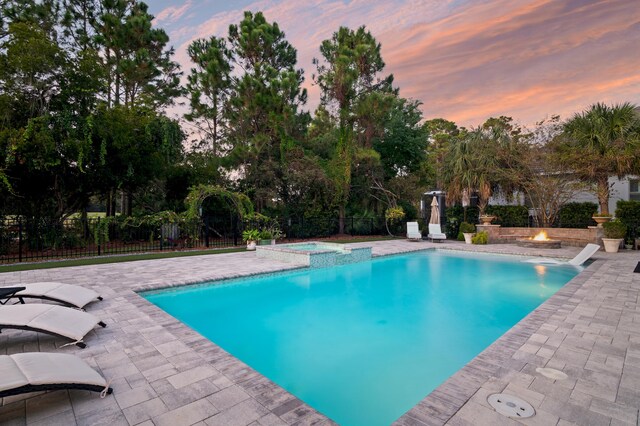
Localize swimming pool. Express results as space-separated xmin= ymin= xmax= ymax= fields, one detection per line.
xmin=144 ymin=250 xmax=580 ymax=426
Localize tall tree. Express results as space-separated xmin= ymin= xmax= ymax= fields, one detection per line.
xmin=185 ymin=36 xmax=231 ymax=154
xmin=314 ymin=25 xmax=394 ymax=233
xmin=559 ymin=102 xmax=640 ymax=214
xmin=223 ymin=11 xmax=309 ymax=211
xmin=373 ymin=97 xmax=427 ymax=179
xmin=424 ymin=119 xmax=460 ymax=190
xmin=94 ymin=0 xmax=182 ymax=109
xmin=0 ymin=0 xmax=184 ymax=220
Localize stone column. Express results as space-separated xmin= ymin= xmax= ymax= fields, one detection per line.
xmin=587 ymin=226 xmax=604 ymax=246
xmin=476 ymin=224 xmax=502 ymax=243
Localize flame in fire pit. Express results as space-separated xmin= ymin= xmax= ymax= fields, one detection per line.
xmin=532 ymin=231 xmax=549 ymax=241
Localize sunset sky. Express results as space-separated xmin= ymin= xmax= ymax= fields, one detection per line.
xmin=149 ymin=0 xmax=640 ymax=128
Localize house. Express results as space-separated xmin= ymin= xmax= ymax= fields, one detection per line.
xmin=568 ymin=175 xmax=640 ymax=213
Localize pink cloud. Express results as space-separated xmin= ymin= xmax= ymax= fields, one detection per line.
xmin=154 ymin=1 xmax=193 ymax=25
xmin=164 ymin=0 xmax=640 ymax=127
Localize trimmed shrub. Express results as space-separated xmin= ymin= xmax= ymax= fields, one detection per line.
xmin=615 ymin=200 xmax=640 ymax=239
xmin=445 ymin=205 xmax=479 ymax=239
xmin=471 ymin=231 xmax=488 ymax=244
xmin=603 ymin=219 xmax=627 ymax=239
xmin=459 ymin=222 xmax=476 ymax=233
xmin=558 ymin=202 xmax=597 ymax=228
xmin=485 ymin=205 xmax=528 ymax=227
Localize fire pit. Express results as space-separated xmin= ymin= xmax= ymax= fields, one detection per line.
xmin=516 ymin=231 xmax=562 ymax=249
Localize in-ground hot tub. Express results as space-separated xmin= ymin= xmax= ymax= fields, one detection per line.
xmin=256 ymin=241 xmax=372 ymax=267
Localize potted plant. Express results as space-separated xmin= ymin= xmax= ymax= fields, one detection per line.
xmin=471 ymin=231 xmax=488 ymax=244
xmin=602 ymin=220 xmax=626 ymax=253
xmin=242 ymin=229 xmax=260 ymax=250
xmin=459 ymin=222 xmax=476 ymax=244
xmin=271 ymin=228 xmax=284 ymax=242
xmin=625 ymin=238 xmax=634 ymax=250
xmin=258 ymin=229 xmax=274 ymax=246
xmin=592 ymin=213 xmax=612 ymax=228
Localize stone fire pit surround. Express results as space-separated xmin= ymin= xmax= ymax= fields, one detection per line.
xmin=515 ymin=237 xmax=562 ymax=249
xmin=476 ymin=224 xmax=603 ymax=247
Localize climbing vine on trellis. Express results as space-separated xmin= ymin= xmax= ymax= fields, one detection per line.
xmin=184 ymin=184 xmax=254 ymax=219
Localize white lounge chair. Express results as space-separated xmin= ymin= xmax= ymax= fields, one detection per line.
xmin=0 ymin=352 xmax=112 ymax=398
xmin=407 ymin=222 xmax=422 ymax=241
xmin=427 ymin=224 xmax=447 ymax=242
xmin=0 ymin=282 xmax=102 ymax=309
xmin=0 ymin=304 xmax=106 ymax=348
xmin=524 ymin=243 xmax=600 ymax=266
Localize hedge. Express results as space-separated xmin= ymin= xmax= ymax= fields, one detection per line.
xmin=445 ymin=205 xmax=479 ymax=239
xmin=558 ymin=202 xmax=597 ymax=228
xmin=485 ymin=205 xmax=529 ymax=227
xmin=615 ymin=200 xmax=640 ymax=240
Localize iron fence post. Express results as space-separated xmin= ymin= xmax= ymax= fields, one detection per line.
xmin=18 ymin=218 xmax=23 ymax=262
xmin=205 ymin=217 xmax=210 ymax=248
xmin=97 ymin=217 xmax=101 ymax=256
xmin=233 ymin=216 xmax=238 ymax=246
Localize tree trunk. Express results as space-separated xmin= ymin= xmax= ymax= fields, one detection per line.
xmin=338 ymin=205 xmax=345 ymax=235
xmin=126 ymin=190 xmax=133 ymax=216
xmin=596 ymin=177 xmax=610 ymax=215
xmin=106 ymin=189 xmax=117 ymax=217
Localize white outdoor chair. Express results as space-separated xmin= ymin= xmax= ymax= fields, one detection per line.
xmin=524 ymin=243 xmax=600 ymax=266
xmin=407 ymin=222 xmax=422 ymax=241
xmin=427 ymin=224 xmax=447 ymax=242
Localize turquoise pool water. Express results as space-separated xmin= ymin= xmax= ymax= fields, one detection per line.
xmin=282 ymin=243 xmax=344 ymax=252
xmin=144 ymin=250 xmax=580 ymax=426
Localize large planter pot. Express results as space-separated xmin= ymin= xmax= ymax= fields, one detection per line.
xmin=592 ymin=216 xmax=612 ymax=228
xmin=602 ymin=238 xmax=622 ymax=253
xmin=246 ymin=241 xmax=257 ymax=251
xmin=463 ymin=233 xmax=474 ymax=244
xmin=479 ymin=215 xmax=496 ymax=225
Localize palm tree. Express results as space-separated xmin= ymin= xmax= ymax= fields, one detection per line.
xmin=442 ymin=128 xmax=498 ymax=216
xmin=442 ymin=117 xmax=525 ymax=217
xmin=561 ymin=103 xmax=640 ymax=215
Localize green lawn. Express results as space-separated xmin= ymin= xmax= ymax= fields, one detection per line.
xmin=0 ymin=235 xmax=402 ymax=273
xmin=0 ymin=248 xmax=246 ymax=273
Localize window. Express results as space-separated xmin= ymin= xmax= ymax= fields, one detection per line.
xmin=631 ymin=179 xmax=640 ymax=201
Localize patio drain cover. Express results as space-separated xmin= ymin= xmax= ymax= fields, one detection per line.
xmin=536 ymin=367 xmax=568 ymax=380
xmin=487 ymin=393 xmax=535 ymax=418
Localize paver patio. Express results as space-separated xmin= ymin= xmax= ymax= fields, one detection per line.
xmin=1 ymin=240 xmax=639 ymax=425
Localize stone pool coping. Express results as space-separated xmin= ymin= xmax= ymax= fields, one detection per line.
xmin=1 ymin=240 xmax=638 ymax=425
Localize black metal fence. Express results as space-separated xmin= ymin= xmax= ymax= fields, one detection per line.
xmin=0 ymin=217 xmax=238 ymax=264
xmin=2 ymin=214 xmax=638 ymax=264
xmin=0 ymin=216 xmax=398 ymax=264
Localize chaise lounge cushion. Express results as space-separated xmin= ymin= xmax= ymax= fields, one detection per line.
xmin=0 ymin=356 xmax=28 ymax=391
xmin=1 ymin=304 xmax=101 ymax=342
xmin=0 ymin=353 xmax=108 ymax=392
xmin=8 ymin=282 xmax=101 ymax=308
